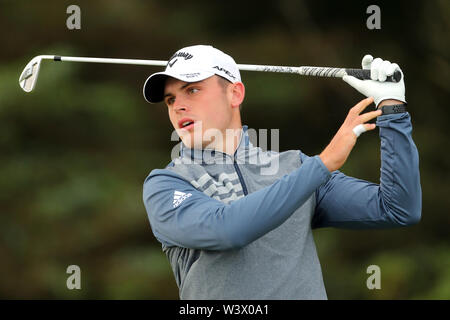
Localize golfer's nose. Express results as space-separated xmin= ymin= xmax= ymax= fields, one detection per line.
xmin=173 ymin=99 xmax=188 ymax=113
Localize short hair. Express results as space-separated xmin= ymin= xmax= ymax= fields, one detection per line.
xmin=216 ymin=75 xmax=231 ymax=92
xmin=216 ymin=75 xmax=242 ymax=110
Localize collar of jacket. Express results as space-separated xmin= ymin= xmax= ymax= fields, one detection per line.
xmin=179 ymin=125 xmax=257 ymax=164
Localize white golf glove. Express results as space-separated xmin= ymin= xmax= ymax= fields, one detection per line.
xmin=343 ymin=55 xmax=406 ymax=107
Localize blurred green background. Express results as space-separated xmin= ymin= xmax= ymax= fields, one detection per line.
xmin=0 ymin=0 xmax=449 ymax=299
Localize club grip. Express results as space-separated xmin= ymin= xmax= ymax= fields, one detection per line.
xmin=345 ymin=68 xmax=402 ymax=82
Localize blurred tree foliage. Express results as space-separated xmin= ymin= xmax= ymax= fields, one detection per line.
xmin=0 ymin=0 xmax=448 ymax=299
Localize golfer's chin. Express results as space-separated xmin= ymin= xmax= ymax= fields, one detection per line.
xmin=176 ymin=122 xmax=220 ymax=150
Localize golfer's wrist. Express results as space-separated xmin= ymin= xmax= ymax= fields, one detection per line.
xmin=377 ymin=99 xmax=405 ymax=109
xmin=319 ymin=153 xmax=335 ymax=172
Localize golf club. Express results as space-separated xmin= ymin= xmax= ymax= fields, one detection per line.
xmin=19 ymin=55 xmax=402 ymax=93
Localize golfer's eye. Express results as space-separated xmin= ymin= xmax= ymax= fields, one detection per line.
xmin=188 ymin=87 xmax=199 ymax=94
xmin=166 ymin=97 xmax=175 ymax=106
xmin=166 ymin=97 xmax=175 ymax=105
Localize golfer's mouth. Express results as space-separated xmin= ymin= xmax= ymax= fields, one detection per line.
xmin=178 ymin=118 xmax=195 ymax=131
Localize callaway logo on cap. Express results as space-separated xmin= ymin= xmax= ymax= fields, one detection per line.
xmin=143 ymin=45 xmax=241 ymax=103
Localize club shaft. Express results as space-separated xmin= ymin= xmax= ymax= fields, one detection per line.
xmin=50 ymin=56 xmax=347 ymax=77
xmin=57 ymin=56 xmax=167 ymax=66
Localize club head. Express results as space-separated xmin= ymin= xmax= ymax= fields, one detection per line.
xmin=19 ymin=56 xmax=44 ymax=92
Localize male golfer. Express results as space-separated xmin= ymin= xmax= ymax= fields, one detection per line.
xmin=142 ymin=45 xmax=421 ymax=299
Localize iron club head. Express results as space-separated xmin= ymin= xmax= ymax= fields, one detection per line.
xmin=19 ymin=55 xmax=54 ymax=92
xmin=19 ymin=56 xmax=42 ymax=92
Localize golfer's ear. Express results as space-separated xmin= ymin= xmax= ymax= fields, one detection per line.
xmin=231 ymin=82 xmax=245 ymax=108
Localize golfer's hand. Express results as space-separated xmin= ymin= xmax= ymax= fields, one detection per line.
xmin=319 ymin=97 xmax=381 ymax=172
xmin=343 ymin=55 xmax=406 ymax=107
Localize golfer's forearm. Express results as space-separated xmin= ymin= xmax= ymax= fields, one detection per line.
xmin=311 ymin=112 xmax=421 ymax=229
xmin=376 ymin=112 xmax=422 ymax=225
xmin=144 ymin=156 xmax=331 ymax=250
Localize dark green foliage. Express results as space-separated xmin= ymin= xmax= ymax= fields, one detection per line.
xmin=0 ymin=0 xmax=448 ymax=299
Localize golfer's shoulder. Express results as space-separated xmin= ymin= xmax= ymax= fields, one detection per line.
xmin=143 ymin=160 xmax=185 ymax=186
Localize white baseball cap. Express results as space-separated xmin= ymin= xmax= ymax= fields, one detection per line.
xmin=143 ymin=45 xmax=241 ymax=103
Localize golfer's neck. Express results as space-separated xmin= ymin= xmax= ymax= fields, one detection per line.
xmin=208 ymin=111 xmax=243 ymax=155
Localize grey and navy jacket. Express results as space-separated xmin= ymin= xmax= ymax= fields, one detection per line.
xmin=143 ymin=112 xmax=421 ymax=299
